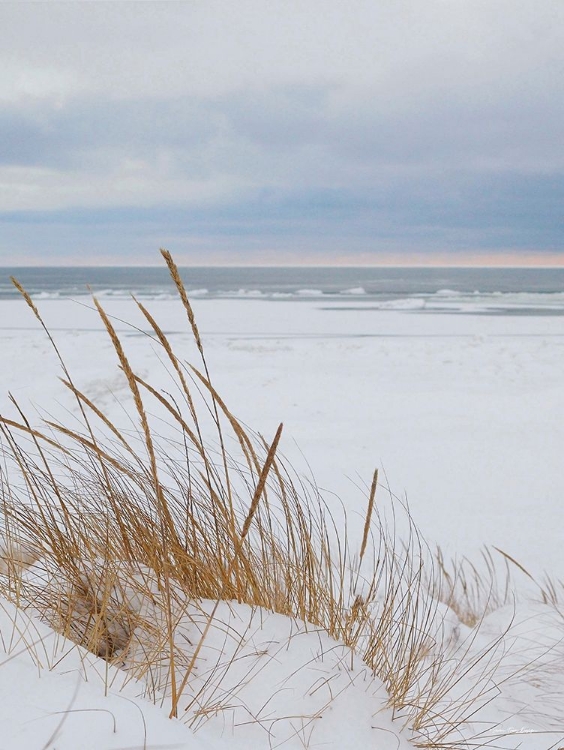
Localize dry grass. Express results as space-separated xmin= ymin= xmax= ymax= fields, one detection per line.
xmin=0 ymin=250 xmax=560 ymax=748
xmin=433 ymin=547 xmax=514 ymax=628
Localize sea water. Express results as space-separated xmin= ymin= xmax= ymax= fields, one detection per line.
xmin=2 ymin=266 xmax=564 ymax=313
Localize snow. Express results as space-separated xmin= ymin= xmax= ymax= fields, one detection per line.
xmin=0 ymin=579 xmax=414 ymax=750
xmin=1 ymin=293 xmax=564 ymax=748
xmin=0 ymin=598 xmax=193 ymax=750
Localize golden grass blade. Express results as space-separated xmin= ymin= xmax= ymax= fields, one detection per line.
xmin=360 ymin=468 xmax=378 ymax=561
xmin=238 ymin=422 xmax=283 ymax=547
xmin=160 ymin=249 xmax=203 ymax=356
xmin=492 ymin=546 xmax=536 ymax=581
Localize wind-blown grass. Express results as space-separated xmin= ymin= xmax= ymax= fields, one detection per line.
xmin=0 ymin=250 xmax=562 ymax=748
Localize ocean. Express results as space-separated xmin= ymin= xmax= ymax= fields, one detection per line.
xmin=2 ymin=266 xmax=564 ymax=313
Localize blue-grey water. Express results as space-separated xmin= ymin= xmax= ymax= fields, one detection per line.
xmin=2 ymin=267 xmax=564 ymax=302
xmin=2 ymin=267 xmax=564 ymax=317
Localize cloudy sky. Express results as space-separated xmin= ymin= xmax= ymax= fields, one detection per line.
xmin=1 ymin=0 xmax=563 ymax=265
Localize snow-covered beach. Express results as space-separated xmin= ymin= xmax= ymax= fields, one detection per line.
xmin=2 ymin=287 xmax=563 ymax=577
xmin=1 ymin=276 xmax=564 ymax=749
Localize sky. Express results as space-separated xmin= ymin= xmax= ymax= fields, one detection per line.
xmin=1 ymin=0 xmax=563 ymax=266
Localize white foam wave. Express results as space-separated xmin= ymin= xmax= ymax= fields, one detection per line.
xmin=223 ymin=289 xmax=267 ymax=298
xmin=380 ymin=298 xmax=427 ymax=310
xmin=95 ymin=288 xmax=126 ymax=298
xmin=341 ymin=287 xmax=366 ymax=295
xmin=33 ymin=291 xmax=61 ymax=300
xmin=420 ymin=290 xmax=564 ymax=314
xmin=17 ymin=286 xmax=564 ymax=312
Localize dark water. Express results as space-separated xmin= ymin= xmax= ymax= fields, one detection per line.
xmin=2 ymin=266 xmax=564 ymax=302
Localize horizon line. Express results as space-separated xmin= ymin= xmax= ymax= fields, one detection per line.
xmin=2 ymin=263 xmax=564 ymax=270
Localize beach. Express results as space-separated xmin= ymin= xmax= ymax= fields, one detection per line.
xmin=1 ymin=289 xmax=563 ymax=578
xmin=1 ymin=274 xmax=564 ymax=748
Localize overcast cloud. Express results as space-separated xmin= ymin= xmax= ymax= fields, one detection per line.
xmin=1 ymin=0 xmax=563 ymax=264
